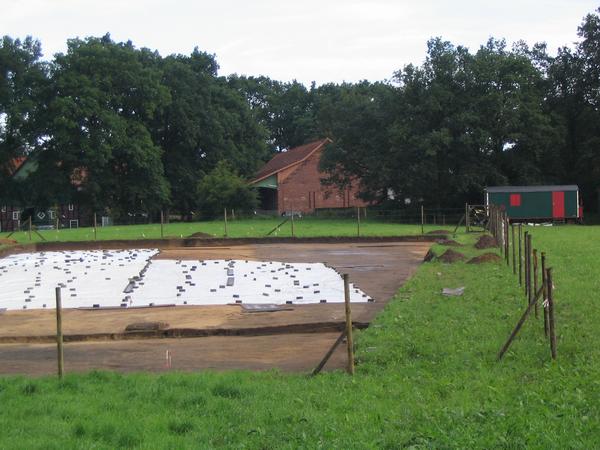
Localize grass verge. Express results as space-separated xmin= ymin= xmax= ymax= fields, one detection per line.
xmin=0 ymin=218 xmax=458 ymax=244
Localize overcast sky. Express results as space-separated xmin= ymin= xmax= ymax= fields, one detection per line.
xmin=2 ymin=0 xmax=598 ymax=85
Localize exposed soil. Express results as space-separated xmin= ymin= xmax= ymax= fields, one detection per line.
xmin=475 ymin=235 xmax=498 ymax=249
xmin=467 ymin=253 xmax=502 ymax=264
xmin=436 ymin=239 xmax=462 ymax=246
xmin=438 ymin=249 xmax=467 ymax=263
xmin=0 ymin=240 xmax=431 ymax=374
xmin=427 ymin=229 xmax=451 ymax=235
xmin=0 ymin=333 xmax=347 ymax=374
xmin=190 ymin=231 xmax=214 ymax=238
xmin=0 ymin=238 xmax=17 ymax=245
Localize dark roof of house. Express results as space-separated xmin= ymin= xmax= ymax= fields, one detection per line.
xmin=486 ymin=185 xmax=579 ymax=193
xmin=251 ymin=138 xmax=332 ymax=183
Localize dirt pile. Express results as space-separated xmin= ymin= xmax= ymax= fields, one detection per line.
xmin=189 ymin=232 xmax=215 ymax=238
xmin=467 ymin=253 xmax=502 ymax=264
xmin=427 ymin=229 xmax=450 ymax=235
xmin=436 ymin=239 xmax=462 ymax=246
xmin=474 ymin=235 xmax=498 ymax=249
xmin=0 ymin=239 xmax=17 ymax=245
xmin=438 ymin=249 xmax=466 ymax=263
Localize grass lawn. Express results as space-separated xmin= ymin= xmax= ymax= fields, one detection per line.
xmin=0 ymin=226 xmax=598 ymax=448
xmin=0 ymin=217 xmax=459 ymax=244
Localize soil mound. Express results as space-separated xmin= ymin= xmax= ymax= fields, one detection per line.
xmin=436 ymin=239 xmax=462 ymax=246
xmin=0 ymin=238 xmax=17 ymax=245
xmin=467 ymin=253 xmax=502 ymax=264
xmin=438 ymin=249 xmax=466 ymax=263
xmin=474 ymin=235 xmax=498 ymax=249
xmin=423 ymin=249 xmax=436 ymax=262
xmin=427 ymin=229 xmax=450 ymax=235
xmin=190 ymin=232 xmax=214 ymax=238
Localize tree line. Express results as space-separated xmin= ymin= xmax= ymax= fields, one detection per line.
xmin=2 ymin=8 xmax=600 ymax=218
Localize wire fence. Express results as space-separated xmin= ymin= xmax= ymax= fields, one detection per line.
xmin=0 ymin=206 xmax=475 ymax=243
xmin=488 ymin=205 xmax=558 ymax=361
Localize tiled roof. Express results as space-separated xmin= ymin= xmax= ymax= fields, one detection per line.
xmin=6 ymin=157 xmax=27 ymax=176
xmin=252 ymin=138 xmax=332 ymax=183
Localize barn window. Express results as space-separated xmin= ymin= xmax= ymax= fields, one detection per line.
xmin=12 ymin=211 xmax=19 ymax=220
xmin=510 ymin=194 xmax=521 ymax=207
xmin=68 ymin=204 xmax=74 ymax=211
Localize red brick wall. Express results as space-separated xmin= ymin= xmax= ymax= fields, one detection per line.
xmin=0 ymin=205 xmax=21 ymax=232
xmin=276 ymin=148 xmax=368 ymax=214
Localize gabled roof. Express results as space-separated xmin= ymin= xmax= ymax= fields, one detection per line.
xmin=486 ymin=185 xmax=578 ymax=193
xmin=6 ymin=157 xmax=27 ymax=176
xmin=251 ymin=138 xmax=332 ymax=184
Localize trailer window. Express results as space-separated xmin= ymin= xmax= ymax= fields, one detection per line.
xmin=510 ymin=194 xmax=521 ymax=207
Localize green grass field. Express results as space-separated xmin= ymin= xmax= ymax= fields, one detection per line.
xmin=0 ymin=225 xmax=598 ymax=448
xmin=0 ymin=217 xmax=457 ymax=244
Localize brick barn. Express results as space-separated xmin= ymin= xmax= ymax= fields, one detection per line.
xmin=250 ymin=138 xmax=368 ymax=214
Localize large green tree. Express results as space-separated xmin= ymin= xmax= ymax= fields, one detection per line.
xmin=37 ymin=34 xmax=170 ymax=217
xmin=196 ymin=160 xmax=258 ymax=218
xmin=153 ymin=51 xmax=269 ymax=217
xmin=228 ymin=75 xmax=317 ymax=151
xmin=0 ymin=36 xmax=48 ymax=201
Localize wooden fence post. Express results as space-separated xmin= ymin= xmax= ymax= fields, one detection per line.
xmin=343 ymin=274 xmax=355 ymax=375
xmin=465 ymin=203 xmax=469 ymax=232
xmin=511 ymin=224 xmax=516 ymax=274
xmin=541 ymin=252 xmax=549 ymax=337
xmin=93 ymin=213 xmax=97 ymax=241
xmin=28 ymin=216 xmax=32 ymax=241
xmin=497 ymin=294 xmax=538 ymax=360
xmin=421 ymin=205 xmax=424 ymax=234
xmin=356 ymin=206 xmax=361 ymax=237
xmin=518 ymin=224 xmax=523 ymax=286
xmin=55 ymin=287 xmax=64 ymax=379
xmin=224 ymin=208 xmax=228 ymax=237
xmin=546 ymin=268 xmax=557 ymax=359
xmin=291 ymin=204 xmax=295 ymax=238
xmin=527 ymin=233 xmax=533 ymax=303
xmin=505 ymin=215 xmax=510 ymax=266
xmin=524 ymin=231 xmax=530 ymax=298
xmin=532 ymin=249 xmax=539 ymax=318
xmin=160 ymin=210 xmax=164 ymax=239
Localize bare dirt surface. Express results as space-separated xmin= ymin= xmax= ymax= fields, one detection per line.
xmin=0 ymin=241 xmax=429 ymax=374
xmin=427 ymin=229 xmax=451 ymax=235
xmin=467 ymin=253 xmax=502 ymax=264
xmin=0 ymin=333 xmax=347 ymax=375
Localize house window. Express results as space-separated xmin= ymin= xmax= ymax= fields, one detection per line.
xmin=68 ymin=204 xmax=74 ymax=211
xmin=48 ymin=210 xmax=54 ymax=219
xmin=12 ymin=211 xmax=20 ymax=220
xmin=510 ymin=194 xmax=521 ymax=207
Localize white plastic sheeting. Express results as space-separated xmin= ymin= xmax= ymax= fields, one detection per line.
xmin=0 ymin=250 xmax=158 ymax=310
xmin=0 ymin=251 xmax=370 ymax=311
xmin=129 ymin=259 xmax=370 ymax=306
